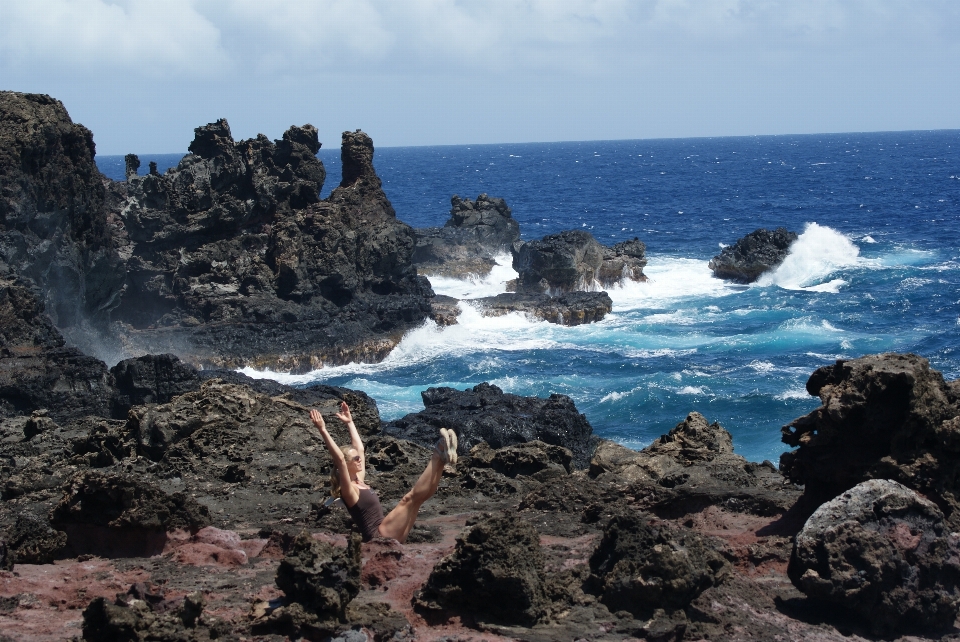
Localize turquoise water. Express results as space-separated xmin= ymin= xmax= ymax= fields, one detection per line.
xmin=98 ymin=130 xmax=960 ymax=463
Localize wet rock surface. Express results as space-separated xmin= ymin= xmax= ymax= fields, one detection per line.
xmin=790 ymin=479 xmax=960 ymax=636
xmin=512 ymin=230 xmax=647 ymax=294
xmin=708 ymin=226 xmax=798 ymax=282
xmin=413 ymin=194 xmax=519 ymax=278
xmin=383 ymin=382 xmax=598 ymax=469
xmin=473 ymin=290 xmax=613 ymax=325
xmin=780 ymin=353 xmax=960 ymax=526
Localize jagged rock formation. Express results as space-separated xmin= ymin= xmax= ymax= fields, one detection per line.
xmin=412 ymin=194 xmax=520 ymax=278
xmin=109 ymin=125 xmax=433 ymax=372
xmin=0 ymin=92 xmax=124 ymax=330
xmin=415 ymin=511 xmax=547 ymax=625
xmin=780 ymin=353 xmax=960 ymax=527
xmin=589 ymin=510 xmax=730 ymax=619
xmin=382 ymin=382 xmax=598 ymax=469
xmin=512 ymin=230 xmax=646 ymax=294
xmin=708 ymin=227 xmax=797 ymax=283
xmin=0 ymin=275 xmax=114 ymax=422
xmin=789 ymin=479 xmax=960 ymax=636
xmin=589 ymin=412 xmax=800 ymax=517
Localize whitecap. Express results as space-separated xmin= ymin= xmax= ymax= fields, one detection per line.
xmin=756 ymin=223 xmax=860 ymax=291
xmin=775 ymin=389 xmax=811 ymax=401
xmin=428 ymin=253 xmax=517 ymax=299
xmin=677 ymin=386 xmax=710 ymax=396
xmin=862 ymin=235 xmax=877 ymax=243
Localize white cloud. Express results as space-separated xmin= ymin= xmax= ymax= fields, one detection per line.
xmin=0 ymin=0 xmax=230 ymax=77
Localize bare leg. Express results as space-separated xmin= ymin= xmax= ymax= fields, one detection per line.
xmin=378 ymin=452 xmax=444 ymax=543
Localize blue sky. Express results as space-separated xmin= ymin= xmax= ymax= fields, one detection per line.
xmin=2 ymin=0 xmax=958 ymax=155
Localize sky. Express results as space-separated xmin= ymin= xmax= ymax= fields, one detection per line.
xmin=1 ymin=0 xmax=958 ymax=155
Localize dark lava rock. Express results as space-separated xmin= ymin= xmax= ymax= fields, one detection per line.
xmin=0 ymin=276 xmax=114 ymax=422
xmin=0 ymin=92 xmax=124 ymax=330
xmin=472 ymin=440 xmax=573 ymax=479
xmin=789 ymin=479 xmax=960 ymax=636
xmin=275 ymin=532 xmax=362 ymax=621
xmin=382 ymin=382 xmax=598 ymax=469
xmin=82 ymin=590 xmax=210 ymax=642
xmin=708 ymin=227 xmax=797 ymax=283
xmin=590 ymin=412 xmax=800 ymax=518
xmin=473 ymin=291 xmax=613 ymax=326
xmin=415 ymin=511 xmax=547 ymax=625
xmin=589 ymin=511 xmax=730 ymax=619
xmin=110 ymin=126 xmax=433 ymax=372
xmin=512 ymin=230 xmax=646 ymax=294
xmin=51 ymin=471 xmax=211 ymax=531
xmin=110 ymin=353 xmax=200 ymax=419
xmin=3 ymin=513 xmax=67 ymax=564
xmin=780 ymin=353 xmax=960 ymax=526
xmin=413 ymin=194 xmax=520 ymax=277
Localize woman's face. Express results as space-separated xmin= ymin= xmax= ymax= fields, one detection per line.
xmin=345 ymin=448 xmax=362 ymax=473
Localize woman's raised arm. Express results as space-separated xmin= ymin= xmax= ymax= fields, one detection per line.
xmin=310 ymin=408 xmax=359 ymax=506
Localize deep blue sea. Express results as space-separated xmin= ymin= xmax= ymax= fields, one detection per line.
xmin=98 ymin=130 xmax=960 ymax=464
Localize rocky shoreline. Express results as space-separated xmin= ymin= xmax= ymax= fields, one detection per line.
xmin=3 ymin=91 xmax=960 ymax=641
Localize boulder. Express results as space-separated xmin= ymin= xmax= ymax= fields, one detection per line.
xmin=473 ymin=291 xmax=613 ymax=326
xmin=382 ymin=382 xmax=598 ymax=469
xmin=512 ymin=230 xmax=646 ymax=294
xmin=51 ymin=471 xmax=211 ymax=532
xmin=2 ymin=513 xmax=67 ymax=564
xmin=110 ymin=353 xmax=201 ymax=419
xmin=82 ymin=588 xmax=210 ymax=642
xmin=589 ymin=511 xmax=729 ymax=618
xmin=589 ymin=412 xmax=800 ymax=518
xmin=789 ymin=479 xmax=960 ymax=635
xmin=412 ymin=194 xmax=520 ymax=277
xmin=780 ymin=353 xmax=960 ymax=526
xmin=275 ymin=532 xmax=362 ymax=622
xmin=415 ymin=511 xmax=547 ymax=625
xmin=708 ymin=227 xmax=797 ymax=283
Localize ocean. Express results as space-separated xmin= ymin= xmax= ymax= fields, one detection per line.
xmin=97 ymin=130 xmax=960 ymax=464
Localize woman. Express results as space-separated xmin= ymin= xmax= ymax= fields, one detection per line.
xmin=309 ymin=401 xmax=457 ymax=543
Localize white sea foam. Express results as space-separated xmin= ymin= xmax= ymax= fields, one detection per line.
xmin=607 ymin=257 xmax=738 ymax=311
xmin=776 ymin=388 xmax=811 ymax=400
xmin=862 ymin=235 xmax=877 ymax=243
xmin=757 ymin=223 xmax=860 ymax=292
xmin=749 ymin=360 xmax=777 ymax=373
xmin=427 ymin=253 xmax=517 ymax=299
xmin=677 ymin=386 xmax=710 ymax=396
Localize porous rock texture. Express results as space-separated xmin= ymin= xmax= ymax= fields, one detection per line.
xmin=708 ymin=227 xmax=798 ymax=282
xmin=110 ymin=125 xmax=434 ymax=372
xmin=412 ymin=193 xmax=519 ymax=278
xmin=789 ymin=479 xmax=960 ymax=636
xmin=780 ymin=352 xmax=960 ymax=527
xmin=0 ymin=92 xmax=124 ymax=330
xmin=414 ymin=511 xmax=548 ymax=626
xmin=382 ymin=382 xmax=598 ymax=469
xmin=589 ymin=510 xmax=730 ymax=619
xmin=512 ymin=230 xmax=646 ymax=294
xmin=258 ymin=532 xmax=362 ymax=637
xmin=82 ymin=588 xmax=212 ymax=642
xmin=473 ymin=290 xmax=613 ymax=326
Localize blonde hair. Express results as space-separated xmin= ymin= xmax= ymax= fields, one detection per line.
xmin=329 ymin=444 xmax=354 ymax=499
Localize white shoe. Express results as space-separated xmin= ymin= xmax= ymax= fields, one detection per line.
xmin=435 ymin=435 xmax=450 ymax=465
xmin=440 ymin=428 xmax=458 ymax=468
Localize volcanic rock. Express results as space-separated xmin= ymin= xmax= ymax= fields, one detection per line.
xmin=789 ymin=479 xmax=960 ymax=635
xmin=0 ymin=275 xmax=114 ymax=422
xmin=589 ymin=412 xmax=800 ymax=517
xmin=0 ymin=92 xmax=125 ymax=330
xmin=415 ymin=511 xmax=547 ymax=625
xmin=473 ymin=291 xmax=613 ymax=325
xmin=512 ymin=231 xmax=646 ymax=294
xmin=82 ymin=589 xmax=211 ymax=642
xmin=589 ymin=510 xmax=730 ymax=619
xmin=109 ymin=126 xmax=433 ymax=372
xmin=2 ymin=513 xmax=67 ymax=565
xmin=780 ymin=353 xmax=960 ymax=526
xmin=275 ymin=532 xmax=362 ymax=622
xmin=382 ymin=382 xmax=598 ymax=469
xmin=110 ymin=353 xmax=201 ymax=419
xmin=708 ymin=227 xmax=797 ymax=283
xmin=413 ymin=194 xmax=520 ymax=278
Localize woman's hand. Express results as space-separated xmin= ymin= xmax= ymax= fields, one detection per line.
xmin=310 ymin=409 xmax=328 ymax=433
xmin=335 ymin=401 xmax=353 ymax=425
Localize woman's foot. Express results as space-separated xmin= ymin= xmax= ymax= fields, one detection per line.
xmin=440 ymin=428 xmax=458 ymax=467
